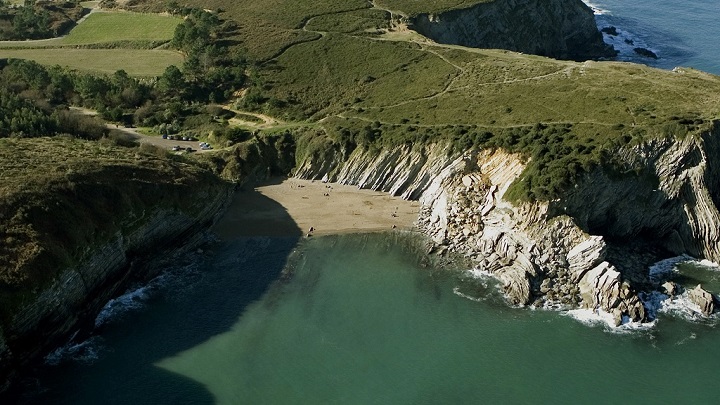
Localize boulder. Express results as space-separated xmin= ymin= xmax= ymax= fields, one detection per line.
xmin=688 ymin=284 xmax=715 ymax=316
xmin=661 ymin=281 xmax=678 ymax=297
xmin=566 ymin=236 xmax=607 ymax=280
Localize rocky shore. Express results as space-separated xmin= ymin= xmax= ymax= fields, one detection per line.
xmin=295 ymin=122 xmax=720 ymax=326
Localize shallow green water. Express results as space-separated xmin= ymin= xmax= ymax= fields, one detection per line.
xmin=13 ymin=233 xmax=720 ymax=404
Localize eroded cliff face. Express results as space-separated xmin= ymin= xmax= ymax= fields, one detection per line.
xmin=0 ymin=166 xmax=234 ymax=391
xmin=295 ymin=122 xmax=720 ymax=325
xmin=410 ymin=0 xmax=615 ymax=61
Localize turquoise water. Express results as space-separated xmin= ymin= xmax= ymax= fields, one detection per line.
xmin=7 ymin=3 xmax=720 ymax=403
xmin=11 ymin=233 xmax=720 ymax=404
xmin=587 ymin=0 xmax=720 ymax=74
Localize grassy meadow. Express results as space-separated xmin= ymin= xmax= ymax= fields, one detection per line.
xmin=0 ymin=11 xmax=183 ymax=75
xmin=0 ymin=48 xmax=182 ymax=76
xmin=60 ymin=11 xmax=181 ymax=45
xmin=375 ymin=0 xmax=493 ymax=15
xmin=6 ymin=0 xmax=720 ymax=199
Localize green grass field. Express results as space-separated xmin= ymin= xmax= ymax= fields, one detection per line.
xmin=0 ymin=11 xmax=181 ymax=48
xmin=375 ymin=0 xmax=492 ymax=15
xmin=60 ymin=11 xmax=181 ymax=45
xmin=0 ymin=10 xmax=183 ymax=76
xmin=0 ymin=48 xmax=183 ymax=76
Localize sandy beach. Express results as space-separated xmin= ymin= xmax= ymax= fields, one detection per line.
xmin=212 ymin=178 xmax=420 ymax=239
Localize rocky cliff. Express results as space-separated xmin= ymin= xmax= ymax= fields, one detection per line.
xmin=409 ymin=0 xmax=615 ymax=60
xmin=295 ymin=121 xmax=720 ymax=326
xmin=0 ymin=152 xmax=234 ymax=391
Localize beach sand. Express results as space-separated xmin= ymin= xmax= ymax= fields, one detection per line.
xmin=212 ymin=178 xmax=420 ymax=239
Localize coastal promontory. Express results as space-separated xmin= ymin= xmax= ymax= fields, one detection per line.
xmin=2 ymin=0 xmax=720 ymax=393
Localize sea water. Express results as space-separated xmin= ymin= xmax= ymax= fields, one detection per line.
xmin=586 ymin=0 xmax=720 ymax=74
xmin=9 ymin=3 xmax=720 ymax=403
xmin=10 ymin=233 xmax=720 ymax=404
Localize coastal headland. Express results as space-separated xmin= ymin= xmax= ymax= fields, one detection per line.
xmin=3 ymin=0 xmax=720 ymax=394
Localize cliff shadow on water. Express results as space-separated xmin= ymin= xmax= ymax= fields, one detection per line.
xmin=4 ymin=187 xmax=302 ymax=405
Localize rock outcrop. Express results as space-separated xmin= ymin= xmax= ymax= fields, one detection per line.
xmin=295 ymin=120 xmax=720 ymax=325
xmin=409 ymin=0 xmax=615 ymax=61
xmin=688 ymin=285 xmax=715 ymax=316
xmin=0 ymin=164 xmax=234 ymax=391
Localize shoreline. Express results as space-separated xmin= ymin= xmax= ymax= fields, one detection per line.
xmin=212 ymin=178 xmax=421 ymax=239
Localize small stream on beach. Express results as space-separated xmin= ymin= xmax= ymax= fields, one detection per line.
xmin=11 ymin=233 xmax=720 ymax=404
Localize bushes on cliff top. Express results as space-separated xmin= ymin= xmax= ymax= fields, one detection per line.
xmin=0 ymin=136 xmax=227 ymax=321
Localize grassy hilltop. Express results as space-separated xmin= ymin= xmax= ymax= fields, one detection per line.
xmin=145 ymin=0 xmax=719 ymax=199
xmin=3 ymin=0 xmax=720 ymax=200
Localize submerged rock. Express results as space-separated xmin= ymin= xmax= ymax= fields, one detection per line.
xmin=601 ymin=26 xmax=619 ymax=36
xmin=634 ymin=47 xmax=658 ymax=59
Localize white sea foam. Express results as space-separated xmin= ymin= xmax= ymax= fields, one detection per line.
xmin=648 ymin=255 xmax=693 ymax=283
xmin=94 ymin=284 xmax=152 ymax=328
xmin=563 ymin=308 xmax=655 ymax=333
xmin=452 ymin=287 xmax=486 ymax=302
xmin=466 ymin=267 xmax=494 ymax=280
xmin=691 ymin=259 xmax=720 ymax=269
xmin=44 ymin=336 xmax=103 ymax=366
xmin=582 ymin=1 xmax=610 ymax=15
xmin=640 ymin=289 xmax=718 ymax=323
xmin=94 ymin=257 xmax=202 ymax=328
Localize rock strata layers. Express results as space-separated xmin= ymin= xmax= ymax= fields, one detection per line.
xmin=297 ymin=121 xmax=720 ymax=324
xmin=410 ymin=0 xmax=615 ymax=60
xmin=0 ymin=167 xmax=234 ymax=392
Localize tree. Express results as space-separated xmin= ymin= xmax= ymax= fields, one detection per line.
xmin=158 ymin=65 xmax=184 ymax=98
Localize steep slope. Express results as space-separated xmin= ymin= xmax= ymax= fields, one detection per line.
xmin=0 ymin=138 xmax=234 ymax=390
xmin=293 ymin=119 xmax=720 ymax=326
xmin=409 ymin=0 xmax=614 ymax=60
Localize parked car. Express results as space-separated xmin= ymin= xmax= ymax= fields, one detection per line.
xmin=162 ymin=134 xmax=168 ymax=139
xmin=172 ymin=145 xmax=181 ymax=151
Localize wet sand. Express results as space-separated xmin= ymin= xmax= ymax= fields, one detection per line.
xmin=212 ymin=178 xmax=420 ymax=239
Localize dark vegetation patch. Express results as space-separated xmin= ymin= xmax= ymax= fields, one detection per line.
xmin=0 ymin=136 xmax=229 ymax=321
xmin=0 ymin=0 xmax=85 ymax=40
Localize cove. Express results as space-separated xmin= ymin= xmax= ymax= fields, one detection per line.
xmin=14 ymin=232 xmax=720 ymax=404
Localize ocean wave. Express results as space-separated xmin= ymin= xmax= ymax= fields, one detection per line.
xmin=94 ymin=284 xmax=153 ymax=328
xmin=452 ymin=287 xmax=486 ymax=302
xmin=648 ymin=255 xmax=693 ymax=283
xmin=45 ymin=336 xmax=104 ymax=366
xmin=640 ymin=290 xmax=718 ymax=324
xmin=562 ymin=308 xmax=655 ymax=333
xmin=465 ymin=268 xmax=494 ymax=280
xmin=94 ymin=257 xmax=202 ymax=328
xmin=582 ymin=1 xmax=611 ymax=15
xmin=691 ymin=259 xmax=720 ymax=269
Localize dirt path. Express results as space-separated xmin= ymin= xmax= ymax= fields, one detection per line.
xmin=224 ymin=105 xmax=284 ymax=129
xmin=70 ymin=106 xmax=215 ymax=152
